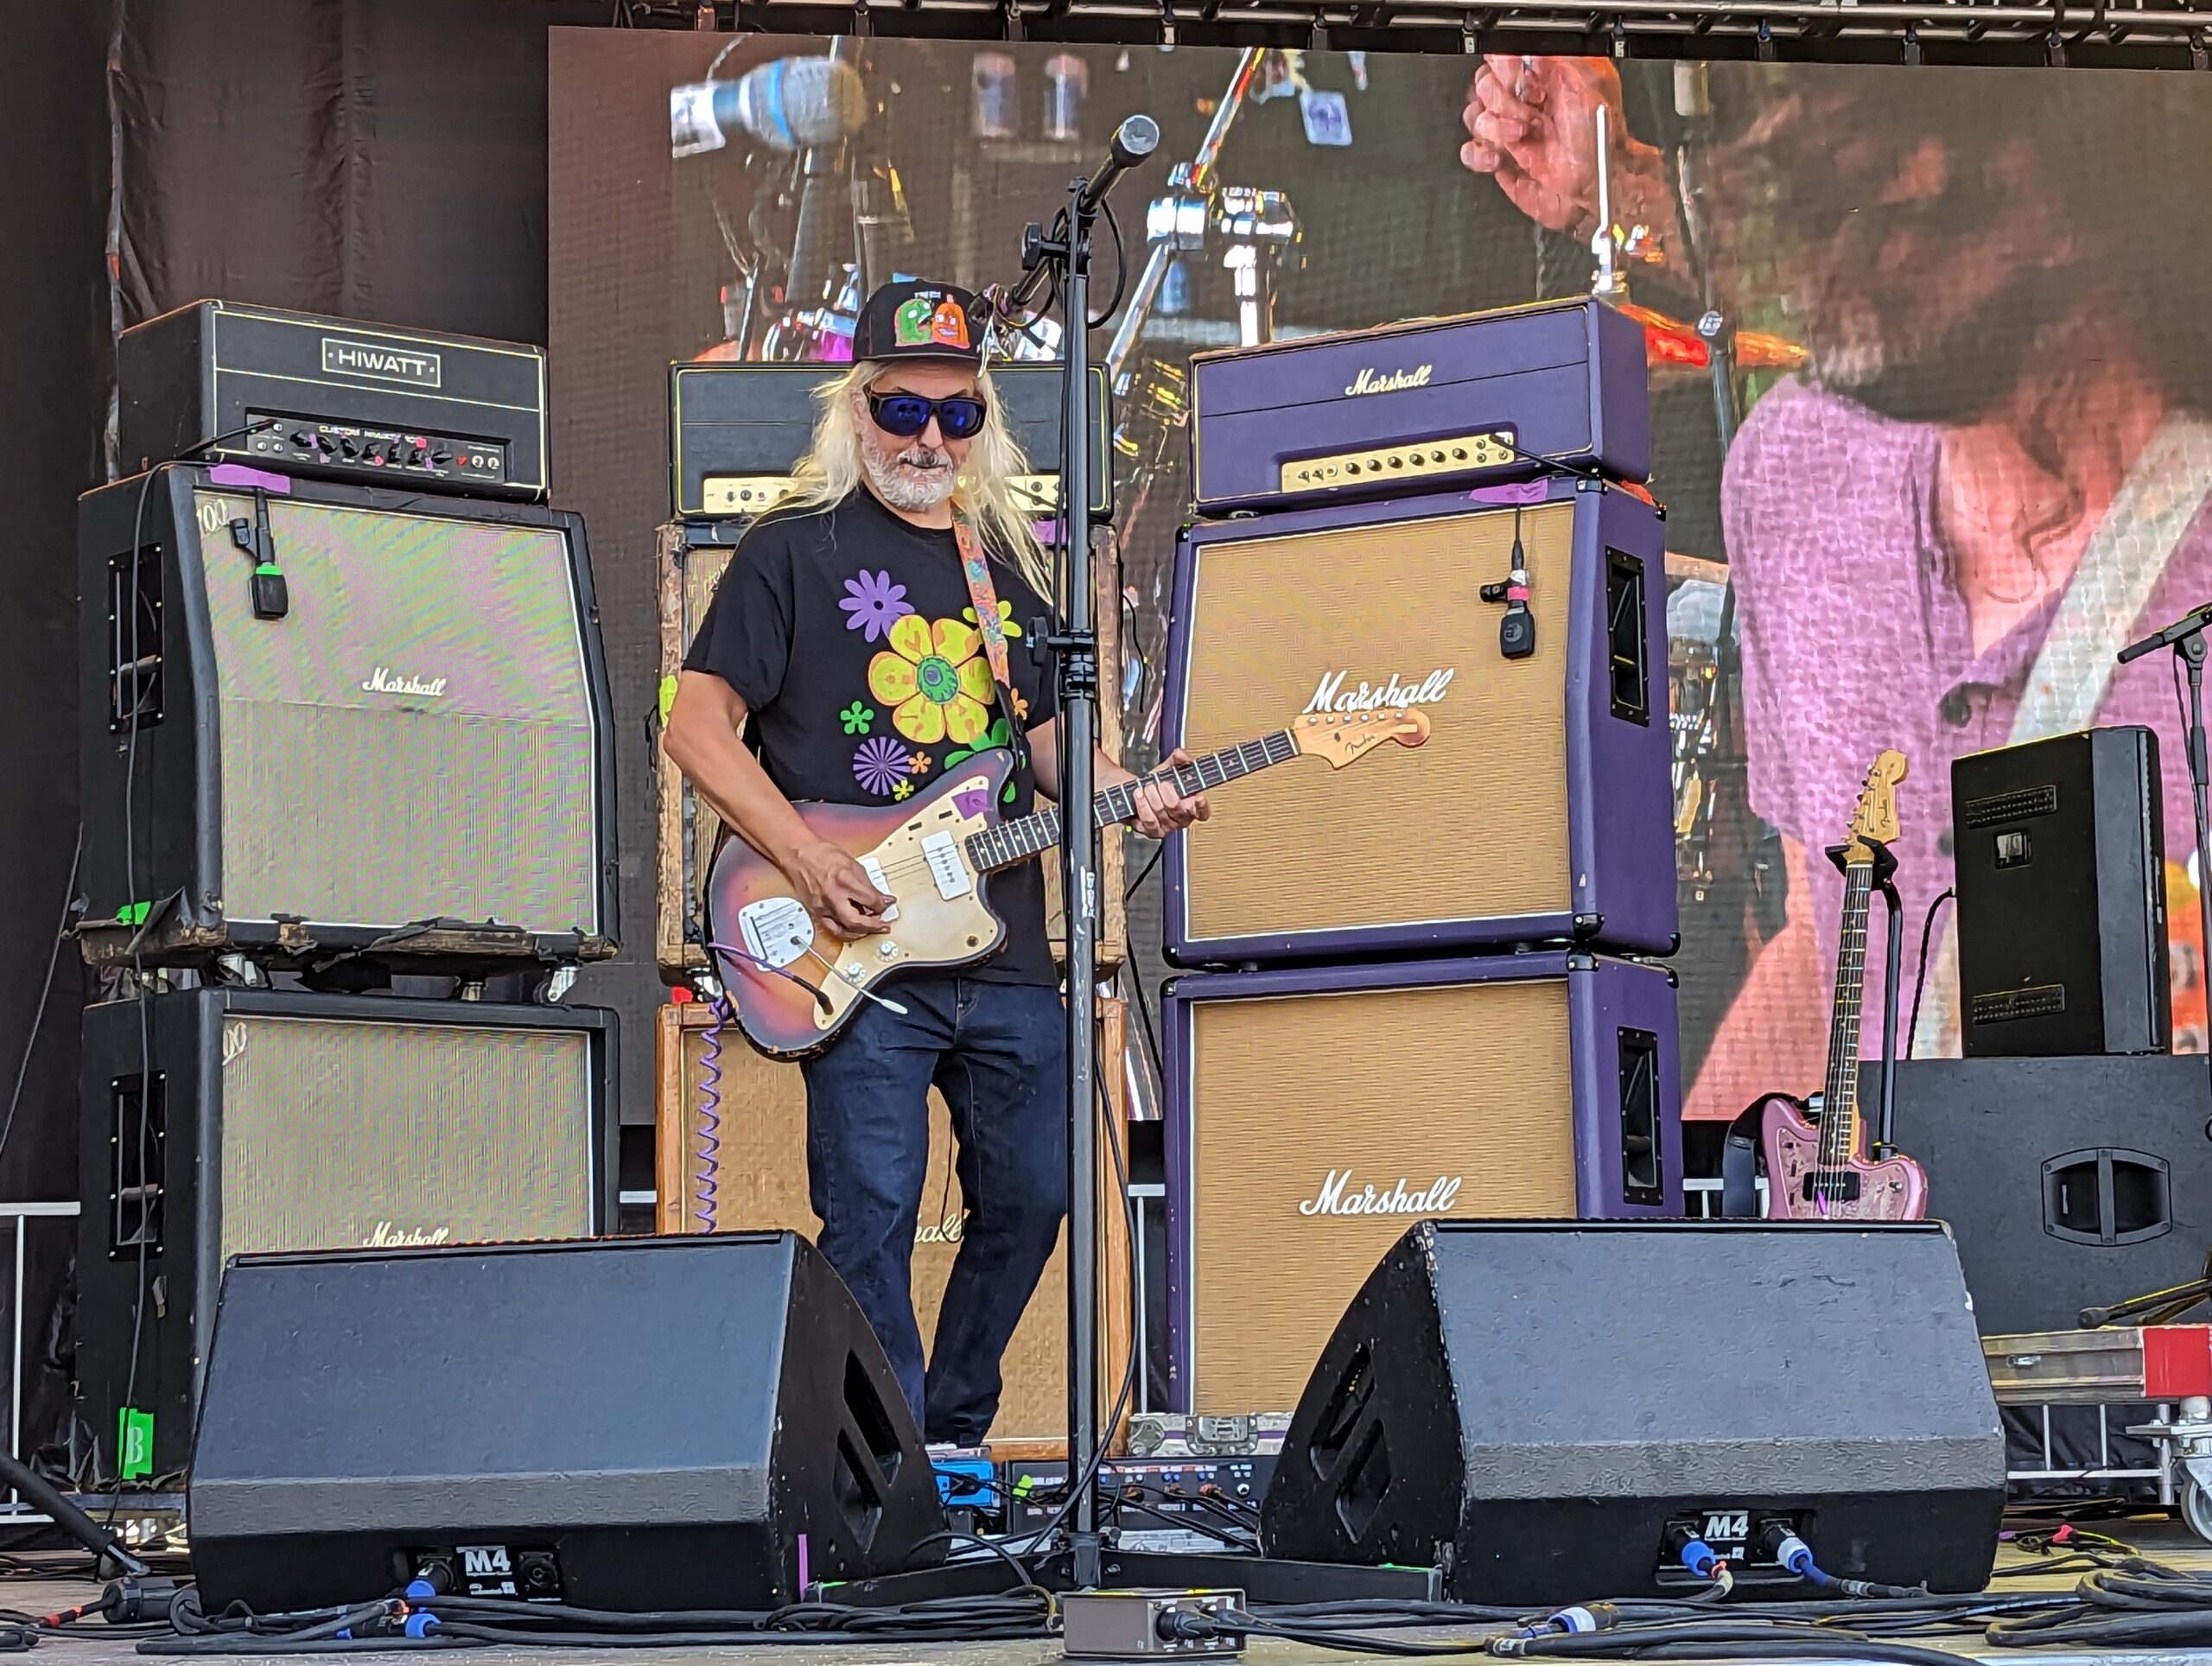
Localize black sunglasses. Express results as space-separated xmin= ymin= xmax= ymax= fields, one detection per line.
xmin=866 ymin=390 xmax=988 ymax=441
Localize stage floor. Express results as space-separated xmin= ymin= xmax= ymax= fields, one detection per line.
xmin=12 ymin=1523 xmax=2212 ymax=1666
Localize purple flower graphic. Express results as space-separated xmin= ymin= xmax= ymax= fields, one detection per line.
xmin=839 ymin=569 xmax=914 ymax=641
xmin=853 ymin=736 xmax=914 ymax=796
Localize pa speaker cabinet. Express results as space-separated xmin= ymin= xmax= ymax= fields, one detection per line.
xmin=654 ymin=999 xmax=1131 ymax=1455
xmin=188 ymin=1233 xmax=942 ymax=1612
xmin=78 ymin=989 xmax=616 ymax=1484
xmin=654 ymin=519 xmax=1121 ymax=981
xmin=78 ymin=467 xmax=617 ymax=972
xmin=1163 ymin=952 xmax=1681 ymax=1415
xmin=1897 ymin=1055 xmax=2212 ymax=1332
xmin=1163 ymin=480 xmax=1673 ymax=963
xmin=1262 ymin=1221 xmax=2005 ymax=1603
xmin=1953 ymin=727 xmax=2170 ymax=1056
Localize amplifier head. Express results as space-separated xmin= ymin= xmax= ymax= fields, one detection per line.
xmin=669 ymin=362 xmax=1111 ymax=521
xmin=77 ymin=470 xmax=616 ymax=970
xmin=1163 ymin=483 xmax=1674 ymax=963
xmin=1163 ymin=954 xmax=1681 ymax=1416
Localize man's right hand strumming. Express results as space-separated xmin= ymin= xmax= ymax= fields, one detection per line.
xmin=788 ymin=839 xmax=895 ymax=941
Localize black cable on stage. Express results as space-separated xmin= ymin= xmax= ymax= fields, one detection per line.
xmin=1904 ymin=885 xmax=1955 ymax=1055
xmin=0 ymin=824 xmax=82 ymax=1175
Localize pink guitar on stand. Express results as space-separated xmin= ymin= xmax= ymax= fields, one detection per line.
xmin=1757 ymin=751 xmax=1930 ymax=1222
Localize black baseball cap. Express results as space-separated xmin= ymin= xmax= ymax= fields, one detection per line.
xmin=852 ymin=279 xmax=987 ymax=366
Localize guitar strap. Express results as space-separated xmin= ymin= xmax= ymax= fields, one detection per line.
xmin=950 ymin=505 xmax=1033 ymax=773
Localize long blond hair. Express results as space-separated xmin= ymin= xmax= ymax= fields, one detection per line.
xmin=782 ymin=360 xmax=1055 ymax=600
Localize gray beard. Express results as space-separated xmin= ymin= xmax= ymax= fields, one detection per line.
xmin=861 ymin=436 xmax=958 ymax=512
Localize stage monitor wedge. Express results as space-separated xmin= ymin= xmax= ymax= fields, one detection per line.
xmin=77 ymin=467 xmax=617 ymax=973
xmin=188 ymin=1233 xmax=942 ymax=1613
xmin=1262 ymin=1220 xmax=2005 ymax=1605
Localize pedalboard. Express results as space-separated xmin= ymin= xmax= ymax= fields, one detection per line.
xmin=998 ymin=1455 xmax=1274 ymax=1541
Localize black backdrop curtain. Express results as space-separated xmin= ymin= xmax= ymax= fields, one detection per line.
xmin=0 ymin=0 xmax=621 ymax=1477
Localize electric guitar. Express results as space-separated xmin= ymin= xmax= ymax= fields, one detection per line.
xmin=706 ymin=709 xmax=1432 ymax=1058
xmin=1758 ymin=751 xmax=1930 ymax=1221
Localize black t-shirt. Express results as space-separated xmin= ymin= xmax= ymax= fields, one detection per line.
xmin=684 ymin=487 xmax=1062 ymax=986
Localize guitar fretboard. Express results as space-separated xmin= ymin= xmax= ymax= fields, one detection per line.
xmin=965 ymin=730 xmax=1300 ymax=874
xmin=1817 ymin=860 xmax=1875 ymax=1172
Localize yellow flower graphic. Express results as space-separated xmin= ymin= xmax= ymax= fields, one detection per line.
xmin=869 ymin=614 xmax=995 ymax=746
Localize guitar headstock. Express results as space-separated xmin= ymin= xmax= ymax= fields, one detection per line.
xmin=1288 ymin=708 xmax=1432 ymax=768
xmin=1845 ymin=749 xmax=1909 ymax=859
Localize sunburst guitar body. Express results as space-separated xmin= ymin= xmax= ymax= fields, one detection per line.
xmin=708 ymin=709 xmax=1430 ymax=1058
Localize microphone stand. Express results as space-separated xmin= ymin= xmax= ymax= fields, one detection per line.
xmin=2120 ymin=607 xmax=2212 ymax=1049
xmin=1002 ymin=113 xmax=1158 ymax=1590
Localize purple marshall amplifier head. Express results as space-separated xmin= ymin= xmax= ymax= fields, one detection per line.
xmin=1189 ymin=297 xmax=1649 ymax=514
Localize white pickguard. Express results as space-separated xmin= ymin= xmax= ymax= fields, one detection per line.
xmin=812 ymin=773 xmax=1002 ymax=1032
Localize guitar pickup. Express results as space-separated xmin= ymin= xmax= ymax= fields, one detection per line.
xmin=920 ymin=832 xmax=974 ymax=901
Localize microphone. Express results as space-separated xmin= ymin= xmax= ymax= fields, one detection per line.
xmin=670 ymin=56 xmax=866 ymax=158
xmin=1078 ymin=114 xmax=1161 ymax=215
xmin=2120 ymin=602 xmax=2212 ymax=664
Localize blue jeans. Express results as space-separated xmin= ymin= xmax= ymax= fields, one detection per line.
xmin=799 ymin=976 xmax=1069 ymax=1444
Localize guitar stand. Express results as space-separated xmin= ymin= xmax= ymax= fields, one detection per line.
xmin=1826 ymin=838 xmax=1906 ymax=1159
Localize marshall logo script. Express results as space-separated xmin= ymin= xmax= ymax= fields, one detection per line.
xmin=362 ymin=1222 xmax=452 ymax=1248
xmin=1305 ymin=668 xmax=1454 ymax=715
xmin=1344 ymin=364 xmax=1433 ymax=397
xmin=362 ymin=667 xmax=448 ymax=698
xmin=1298 ymin=1169 xmax=1465 ymax=1218
xmin=321 ymin=336 xmax=442 ymax=389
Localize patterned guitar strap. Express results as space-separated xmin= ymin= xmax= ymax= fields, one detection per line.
xmin=950 ymin=505 xmax=1031 ymax=774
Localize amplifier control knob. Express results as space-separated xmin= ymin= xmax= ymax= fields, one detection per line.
xmin=1388 ymin=455 xmax=1403 ymax=467
xmin=1452 ymin=447 xmax=1468 ymax=460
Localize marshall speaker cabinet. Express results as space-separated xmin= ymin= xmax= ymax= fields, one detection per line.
xmin=1188 ymin=298 xmax=1649 ymax=514
xmin=120 ymin=300 xmax=549 ymax=501
xmin=655 ymin=999 xmax=1131 ymax=1452
xmin=78 ymin=988 xmax=617 ymax=1483
xmin=78 ymin=467 xmax=617 ymax=972
xmin=1162 ymin=480 xmax=1673 ymax=963
xmin=1162 ymin=952 xmax=1682 ymax=1415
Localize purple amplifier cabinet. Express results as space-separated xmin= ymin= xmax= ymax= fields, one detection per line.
xmin=1160 ymin=952 xmax=1683 ymax=1415
xmin=1189 ymin=297 xmax=1649 ymax=514
xmin=1162 ymin=477 xmax=1675 ymax=964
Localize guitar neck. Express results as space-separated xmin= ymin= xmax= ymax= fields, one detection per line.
xmin=1819 ymin=861 xmax=1875 ymax=1167
xmin=966 ymin=729 xmax=1299 ymax=874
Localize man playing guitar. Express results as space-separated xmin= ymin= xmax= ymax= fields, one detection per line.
xmin=663 ymin=278 xmax=1206 ymax=1444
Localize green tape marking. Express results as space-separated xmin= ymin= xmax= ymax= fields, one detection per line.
xmin=658 ymin=674 xmax=678 ymax=726
xmin=118 ymin=901 xmax=150 ymax=927
xmin=118 ymin=1408 xmax=154 ymax=1481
